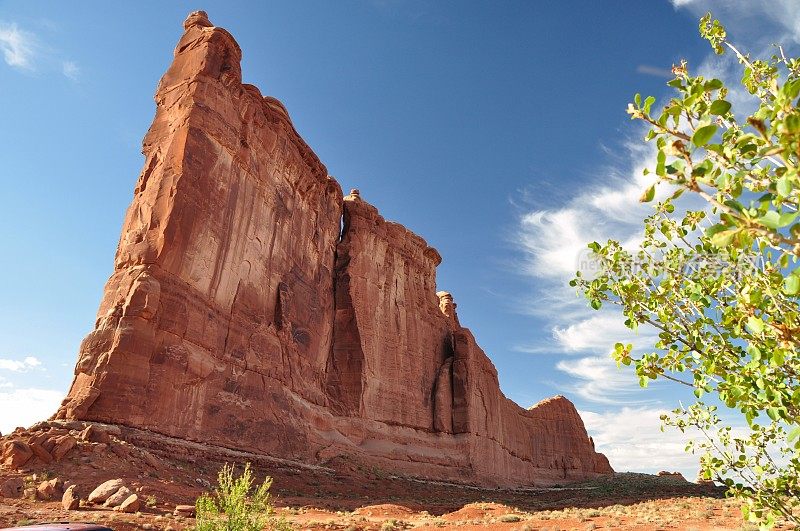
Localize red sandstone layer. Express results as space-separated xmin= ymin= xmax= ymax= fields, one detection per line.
xmin=55 ymin=11 xmax=612 ymax=487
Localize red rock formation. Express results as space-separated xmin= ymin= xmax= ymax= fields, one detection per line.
xmin=55 ymin=11 xmax=612 ymax=486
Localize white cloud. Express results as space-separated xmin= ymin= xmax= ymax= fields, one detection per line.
xmin=62 ymin=60 xmax=79 ymax=81
xmin=513 ymin=136 xmax=673 ymax=346
xmin=516 ymin=139 xmax=662 ymax=284
xmin=0 ymin=356 xmax=42 ymax=372
xmin=552 ymin=312 xmax=658 ymax=353
xmin=0 ymin=388 xmax=63 ymax=434
xmin=0 ymin=21 xmax=81 ymax=79
xmin=671 ymin=0 xmax=800 ymax=46
xmin=512 ymin=0 xmax=779 ymax=476
xmin=581 ymin=407 xmax=704 ymax=478
xmin=556 ymin=356 xmax=654 ymax=405
xmin=669 ymin=0 xmax=696 ymax=7
xmin=0 ymin=22 xmax=36 ymax=69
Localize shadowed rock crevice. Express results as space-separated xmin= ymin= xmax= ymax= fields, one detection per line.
xmin=325 ymin=220 xmax=366 ymax=416
xmin=55 ymin=10 xmax=612 ymax=487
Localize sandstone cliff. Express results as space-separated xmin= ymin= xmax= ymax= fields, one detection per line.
xmin=55 ymin=11 xmax=612 ymax=486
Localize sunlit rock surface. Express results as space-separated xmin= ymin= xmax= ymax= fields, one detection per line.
xmin=56 ymin=11 xmax=612 ymax=486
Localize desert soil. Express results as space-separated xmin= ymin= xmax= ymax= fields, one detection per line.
xmin=1 ymin=422 xmax=794 ymax=531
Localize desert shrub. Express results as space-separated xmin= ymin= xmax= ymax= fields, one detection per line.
xmin=194 ymin=462 xmax=290 ymax=531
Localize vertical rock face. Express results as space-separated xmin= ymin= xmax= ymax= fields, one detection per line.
xmin=56 ymin=11 xmax=612 ymax=486
xmin=57 ymin=10 xmax=342 ymax=457
xmin=327 ymin=191 xmax=452 ymax=429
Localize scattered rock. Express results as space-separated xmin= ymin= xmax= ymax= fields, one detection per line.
xmin=41 ymin=437 xmax=57 ymax=453
xmin=0 ymin=477 xmax=24 ymax=498
xmin=80 ymin=425 xmax=111 ymax=444
xmin=88 ymin=478 xmax=125 ymax=503
xmin=36 ymin=477 xmax=64 ymax=500
xmin=174 ymin=504 xmax=196 ymax=517
xmin=141 ymin=450 xmax=160 ymax=469
xmin=110 ymin=442 xmax=130 ymax=459
xmin=119 ymin=493 xmax=141 ymax=513
xmin=2 ymin=440 xmax=33 ymax=469
xmin=104 ymin=486 xmax=133 ymax=507
xmin=62 ymin=484 xmax=80 ymax=510
xmin=29 ymin=442 xmax=53 ymax=464
xmin=52 ymin=435 xmax=77 ymax=461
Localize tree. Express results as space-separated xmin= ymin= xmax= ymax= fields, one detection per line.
xmin=572 ymin=13 xmax=800 ymax=528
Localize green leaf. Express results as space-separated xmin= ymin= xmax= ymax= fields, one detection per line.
xmin=746 ymin=316 xmax=765 ymax=334
xmin=785 ymin=79 xmax=800 ymax=99
xmin=634 ymin=93 xmax=642 ymax=107
xmin=709 ymin=100 xmax=731 ymax=115
xmin=758 ymin=210 xmax=781 ymax=229
xmin=783 ymin=274 xmax=800 ymax=295
xmin=692 ymin=124 xmax=718 ymax=147
xmin=758 ymin=210 xmax=797 ymax=229
xmin=643 ymin=95 xmax=656 ymax=114
xmin=777 ymin=176 xmax=792 ymax=196
xmin=640 ymin=184 xmax=656 ymax=203
xmin=656 ymin=150 xmax=666 ymax=177
xmin=786 ymin=114 xmax=800 ymax=133
xmin=710 ymin=229 xmax=737 ymax=248
xmin=705 ymin=223 xmax=728 ymax=237
xmin=779 ymin=211 xmax=798 ymax=227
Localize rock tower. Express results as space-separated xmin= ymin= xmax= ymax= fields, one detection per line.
xmin=55 ymin=11 xmax=612 ymax=486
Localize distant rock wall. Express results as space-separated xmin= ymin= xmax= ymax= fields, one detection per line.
xmin=55 ymin=11 xmax=612 ymax=486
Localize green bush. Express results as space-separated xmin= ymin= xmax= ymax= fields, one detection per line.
xmin=574 ymin=12 xmax=800 ymax=528
xmin=194 ymin=462 xmax=291 ymax=531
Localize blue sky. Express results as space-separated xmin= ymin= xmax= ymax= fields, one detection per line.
xmin=0 ymin=0 xmax=796 ymax=478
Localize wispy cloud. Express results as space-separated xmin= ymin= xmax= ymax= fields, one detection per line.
xmin=62 ymin=60 xmax=79 ymax=81
xmin=671 ymin=0 xmax=800 ymax=45
xmin=557 ymin=356 xmax=654 ymax=405
xmin=513 ymin=136 xmax=667 ymax=359
xmin=510 ymin=0 xmax=788 ymax=472
xmin=516 ymin=138 xmax=658 ymax=283
xmin=0 ymin=22 xmax=36 ymax=69
xmin=669 ymin=0 xmax=696 ymax=7
xmin=636 ymin=64 xmax=673 ymax=78
xmin=0 ymin=20 xmax=80 ymax=80
xmin=0 ymin=356 xmax=42 ymax=372
xmin=553 ymin=313 xmax=658 ymax=353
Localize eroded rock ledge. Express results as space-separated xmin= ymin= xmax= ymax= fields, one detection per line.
xmin=54 ymin=11 xmax=612 ymax=487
